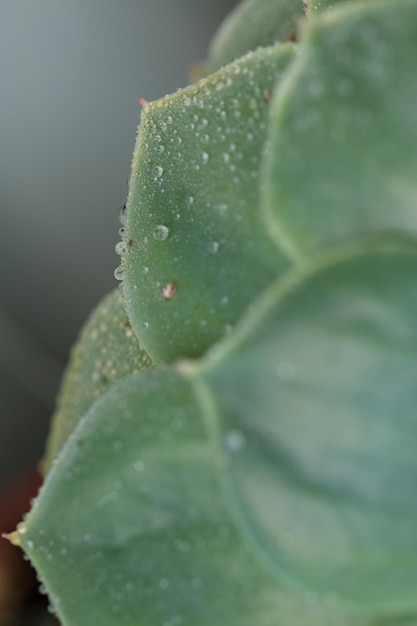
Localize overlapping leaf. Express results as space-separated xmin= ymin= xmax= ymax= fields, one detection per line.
xmin=16 ymin=370 xmax=361 ymax=626
xmin=121 ymin=44 xmax=294 ymax=362
xmin=14 ymin=0 xmax=417 ymax=624
xmin=262 ymin=0 xmax=417 ymax=262
xmin=17 ymin=238 xmax=417 ymax=625
xmin=42 ymin=289 xmax=152 ymax=472
xmin=198 ymin=238 xmax=417 ymax=614
xmin=202 ymin=0 xmax=304 ymax=76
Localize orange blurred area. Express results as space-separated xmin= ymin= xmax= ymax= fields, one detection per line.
xmin=0 ymin=470 xmax=46 ymax=625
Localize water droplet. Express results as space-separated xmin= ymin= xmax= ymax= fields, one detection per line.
xmin=158 ymin=578 xmax=170 ymax=589
xmin=47 ymin=603 xmax=58 ymax=616
xmin=118 ymin=227 xmax=125 ymax=237
xmin=152 ymin=165 xmax=164 ymax=178
xmin=277 ymin=361 xmax=296 ymax=381
xmin=220 ymin=296 xmax=229 ymax=306
xmin=191 ymin=576 xmax=202 ymax=589
xmin=119 ymin=204 xmax=127 ymax=225
xmin=115 ymin=241 xmax=128 ymax=256
xmin=222 ymin=152 xmax=230 ymax=163
xmin=210 ymin=241 xmax=220 ymax=253
xmin=114 ymin=266 xmax=126 ymax=281
xmin=152 ymin=224 xmax=169 ymax=241
xmin=224 ymin=430 xmax=246 ymax=452
xmin=161 ymin=282 xmax=177 ymax=300
xmin=186 ymin=196 xmax=194 ymax=206
xmin=200 ymin=151 xmax=209 ymax=164
xmin=133 ymin=460 xmax=145 ymax=472
xmin=84 ymin=534 xmax=91 ymax=542
xmin=143 ymin=266 xmax=149 ymax=274
xmin=26 ymin=540 xmax=34 ymax=550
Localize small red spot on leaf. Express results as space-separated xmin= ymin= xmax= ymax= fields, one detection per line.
xmin=138 ymin=98 xmax=150 ymax=112
xmin=161 ymin=282 xmax=177 ymax=300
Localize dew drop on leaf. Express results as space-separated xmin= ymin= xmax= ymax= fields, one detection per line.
xmin=133 ymin=460 xmax=145 ymax=472
xmin=115 ymin=241 xmax=128 ymax=256
xmin=114 ymin=266 xmax=126 ymax=281
xmin=119 ymin=204 xmax=127 ymax=225
xmin=224 ymin=429 xmax=246 ymax=452
xmin=276 ymin=361 xmax=297 ymax=381
xmin=152 ymin=225 xmax=170 ymax=241
xmin=152 ymin=165 xmax=164 ymax=178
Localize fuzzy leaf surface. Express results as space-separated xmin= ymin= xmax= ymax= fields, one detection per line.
xmin=42 ymin=289 xmax=152 ymax=472
xmin=263 ymin=0 xmax=417 ymax=262
xmin=202 ymin=0 xmax=304 ymax=76
xmin=122 ymin=44 xmax=294 ymax=362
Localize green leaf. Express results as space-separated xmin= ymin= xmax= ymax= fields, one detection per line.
xmin=42 ymin=289 xmax=152 ymax=472
xmin=18 ymin=367 xmax=411 ymax=626
xmin=305 ymin=0 xmax=377 ymax=16
xmin=262 ymin=0 xmax=417 ymax=262
xmin=17 ymin=368 xmax=355 ymax=626
xmin=202 ymin=0 xmax=305 ymax=76
xmin=197 ymin=237 xmax=417 ymax=615
xmin=121 ymin=44 xmax=294 ymax=363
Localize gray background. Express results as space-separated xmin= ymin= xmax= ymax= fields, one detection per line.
xmin=0 ymin=0 xmax=237 ymax=488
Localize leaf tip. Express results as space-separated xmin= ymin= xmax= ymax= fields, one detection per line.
xmin=2 ymin=530 xmax=22 ymax=547
xmin=137 ymin=97 xmax=150 ymax=112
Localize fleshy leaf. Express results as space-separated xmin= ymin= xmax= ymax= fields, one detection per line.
xmin=121 ymin=44 xmax=294 ymax=362
xmin=305 ymin=0 xmax=376 ymax=16
xmin=304 ymin=0 xmax=343 ymax=15
xmin=202 ymin=0 xmax=305 ymax=76
xmin=42 ymin=289 xmax=152 ymax=472
xmin=198 ymin=238 xmax=417 ymax=615
xmin=17 ymin=368 xmax=364 ymax=626
xmin=262 ymin=0 xmax=417 ymax=262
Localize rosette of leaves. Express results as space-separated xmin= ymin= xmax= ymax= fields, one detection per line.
xmin=10 ymin=0 xmax=417 ymax=625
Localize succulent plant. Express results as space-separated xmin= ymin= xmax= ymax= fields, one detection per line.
xmin=9 ymin=0 xmax=417 ymax=624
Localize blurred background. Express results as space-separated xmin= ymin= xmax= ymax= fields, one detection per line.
xmin=0 ymin=0 xmax=236 ymax=622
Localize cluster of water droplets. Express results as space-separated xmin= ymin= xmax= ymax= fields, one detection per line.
xmin=114 ymin=203 xmax=128 ymax=282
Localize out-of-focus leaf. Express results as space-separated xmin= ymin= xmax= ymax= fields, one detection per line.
xmin=201 ymin=0 xmax=304 ymax=76
xmin=16 ymin=369 xmax=363 ymax=626
xmin=121 ymin=44 xmax=294 ymax=363
xmin=42 ymin=289 xmax=152 ymax=472
xmin=262 ymin=0 xmax=417 ymax=262
xmin=198 ymin=238 xmax=417 ymax=615
xmin=305 ymin=0 xmax=377 ymax=16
